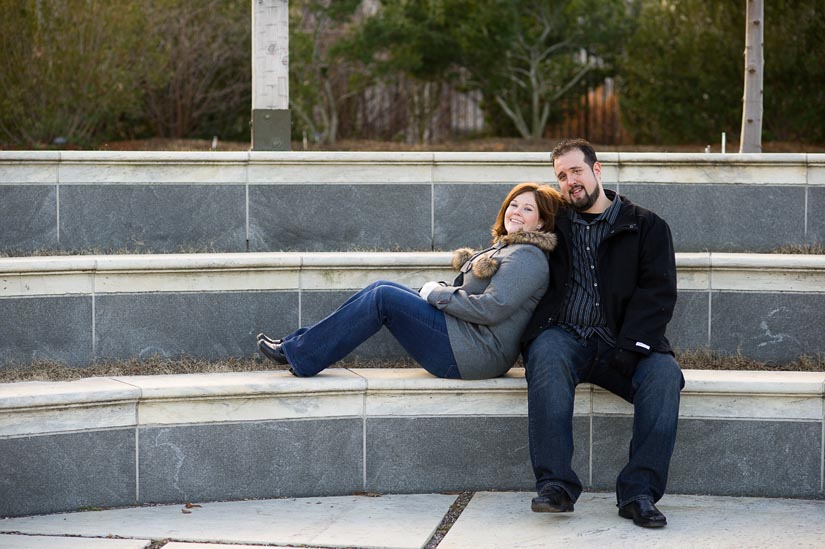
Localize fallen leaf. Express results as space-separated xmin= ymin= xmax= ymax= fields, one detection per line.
xmin=184 ymin=502 xmax=202 ymax=509
xmin=181 ymin=509 xmax=191 ymax=514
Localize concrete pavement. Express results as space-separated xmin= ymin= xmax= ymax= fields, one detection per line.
xmin=2 ymin=491 xmax=824 ymax=548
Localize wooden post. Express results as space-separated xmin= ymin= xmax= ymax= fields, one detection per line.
xmin=739 ymin=0 xmax=763 ymax=153
xmin=251 ymin=0 xmax=290 ymax=150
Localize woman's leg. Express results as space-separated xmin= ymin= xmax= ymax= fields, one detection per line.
xmin=276 ymin=280 xmax=418 ymax=344
xmin=280 ymin=282 xmax=459 ymax=378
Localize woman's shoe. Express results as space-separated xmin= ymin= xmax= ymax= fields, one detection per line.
xmin=256 ymin=333 xmax=282 ymax=345
xmin=257 ymin=339 xmax=289 ymax=365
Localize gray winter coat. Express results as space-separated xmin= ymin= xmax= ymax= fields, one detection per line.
xmin=427 ymin=230 xmax=557 ymax=379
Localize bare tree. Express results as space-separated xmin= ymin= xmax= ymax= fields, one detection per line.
xmin=739 ymin=0 xmax=763 ymax=153
xmin=140 ymin=0 xmax=250 ymax=139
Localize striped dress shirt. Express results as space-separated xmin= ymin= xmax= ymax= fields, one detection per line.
xmin=558 ymin=196 xmax=622 ymax=345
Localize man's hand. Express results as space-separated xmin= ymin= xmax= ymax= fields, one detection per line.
xmin=609 ymin=348 xmax=642 ymax=378
xmin=419 ymin=281 xmax=441 ymax=300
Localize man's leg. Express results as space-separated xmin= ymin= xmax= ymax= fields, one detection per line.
xmin=616 ymin=352 xmax=684 ymax=506
xmin=525 ymin=327 xmax=595 ymax=506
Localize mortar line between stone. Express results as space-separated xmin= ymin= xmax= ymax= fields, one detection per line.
xmin=804 ymin=186 xmax=809 ymax=243
xmin=430 ymin=177 xmax=435 ymax=251
xmin=362 ymin=392 xmax=368 ymax=490
xmin=135 ymin=426 xmax=140 ymax=503
xmin=821 ymin=396 xmax=824 ymax=494
xmin=55 ymin=182 xmax=60 ymax=243
xmin=91 ymin=270 xmax=96 ymax=360
xmin=297 ymin=260 xmax=303 ymax=328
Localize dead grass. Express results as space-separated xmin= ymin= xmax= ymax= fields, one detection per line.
xmin=675 ymin=348 xmax=825 ymax=372
xmin=772 ymin=243 xmax=825 ymax=255
xmin=0 ymin=355 xmax=421 ymax=384
xmin=0 ymin=350 xmax=820 ymax=384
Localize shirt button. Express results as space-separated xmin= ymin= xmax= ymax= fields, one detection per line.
xmin=590 ymin=265 xmax=595 ymax=269
xmin=586 ymin=247 xmax=590 ymax=251
xmin=595 ymin=303 xmax=600 ymax=307
xmin=594 ymin=283 xmax=598 ymax=287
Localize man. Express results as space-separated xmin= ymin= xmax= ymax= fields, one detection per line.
xmin=522 ymin=138 xmax=684 ymax=528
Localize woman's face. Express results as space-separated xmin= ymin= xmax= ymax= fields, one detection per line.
xmin=504 ymin=191 xmax=543 ymax=234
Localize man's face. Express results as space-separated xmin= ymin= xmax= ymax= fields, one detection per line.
xmin=553 ymin=149 xmax=602 ymax=213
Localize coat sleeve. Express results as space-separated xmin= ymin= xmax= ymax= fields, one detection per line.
xmin=426 ymin=245 xmax=549 ymax=325
xmin=616 ymin=215 xmax=677 ymax=354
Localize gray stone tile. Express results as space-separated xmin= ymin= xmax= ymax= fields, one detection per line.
xmin=433 ymin=184 xmax=511 ymax=251
xmin=438 ymin=491 xmax=825 ymax=549
xmin=0 ymin=535 xmax=152 ymax=549
xmin=58 ymin=185 xmax=246 ymax=253
xmin=433 ymin=183 xmax=618 ymax=252
xmin=300 ymin=291 xmax=408 ymax=362
xmin=95 ymin=291 xmax=298 ymax=361
xmin=0 ymin=296 xmax=92 ymax=367
xmin=807 ymin=186 xmax=825 ymax=246
xmin=672 ymin=419 xmax=822 ymax=498
xmin=0 ymin=429 xmax=136 ymax=517
xmin=0 ymin=494 xmax=456 ymax=549
xmin=668 ymin=290 xmax=709 ymax=351
xmin=591 ymin=417 xmax=821 ymax=498
xmin=365 ymin=416 xmax=590 ymax=493
xmin=248 ymin=184 xmax=431 ymax=252
xmin=710 ymin=292 xmax=825 ymax=362
xmin=618 ymin=184 xmax=805 ymax=252
xmin=138 ymin=419 xmax=363 ymax=503
xmin=0 ymin=185 xmax=58 ymax=253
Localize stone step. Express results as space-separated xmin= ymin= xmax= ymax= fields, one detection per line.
xmin=2 ymin=151 xmax=824 ymax=254
xmin=1 ymin=251 xmax=824 ymax=365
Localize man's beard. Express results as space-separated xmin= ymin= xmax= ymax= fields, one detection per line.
xmin=569 ymin=184 xmax=601 ymax=211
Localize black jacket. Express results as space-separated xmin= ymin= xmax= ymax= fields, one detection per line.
xmin=522 ymin=190 xmax=677 ymax=356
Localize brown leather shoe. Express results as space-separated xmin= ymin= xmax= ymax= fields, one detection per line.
xmin=531 ymin=485 xmax=574 ymax=513
xmin=618 ymin=499 xmax=667 ymax=528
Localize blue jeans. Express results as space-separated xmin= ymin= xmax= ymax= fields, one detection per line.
xmin=279 ymin=280 xmax=460 ymax=379
xmin=524 ymin=326 xmax=684 ymax=506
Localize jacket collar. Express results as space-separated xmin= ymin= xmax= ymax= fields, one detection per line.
xmin=495 ymin=230 xmax=558 ymax=252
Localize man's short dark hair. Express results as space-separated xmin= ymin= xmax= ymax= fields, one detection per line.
xmin=551 ymin=138 xmax=598 ymax=169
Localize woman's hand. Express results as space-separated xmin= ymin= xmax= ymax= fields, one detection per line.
xmin=419 ymin=281 xmax=441 ymax=300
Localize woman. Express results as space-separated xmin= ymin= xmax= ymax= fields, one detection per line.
xmin=257 ymin=182 xmax=562 ymax=380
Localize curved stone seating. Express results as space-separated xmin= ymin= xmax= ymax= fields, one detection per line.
xmin=1 ymin=368 xmax=823 ymax=517
xmin=1 ymin=252 xmax=824 ymax=365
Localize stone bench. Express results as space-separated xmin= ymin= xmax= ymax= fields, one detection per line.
xmin=1 ymin=368 xmax=823 ymax=518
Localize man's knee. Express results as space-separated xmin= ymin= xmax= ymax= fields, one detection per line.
xmin=636 ymin=353 xmax=684 ymax=391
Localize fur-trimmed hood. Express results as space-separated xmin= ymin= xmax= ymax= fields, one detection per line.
xmin=451 ymin=230 xmax=557 ymax=279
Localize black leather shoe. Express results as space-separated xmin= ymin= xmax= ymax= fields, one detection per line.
xmin=531 ymin=485 xmax=574 ymax=513
xmin=256 ymin=333 xmax=282 ymax=345
xmin=618 ymin=499 xmax=667 ymax=528
xmin=257 ymin=339 xmax=289 ymax=365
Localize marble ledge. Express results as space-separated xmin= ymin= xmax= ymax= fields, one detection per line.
xmin=0 ymin=377 xmax=140 ymax=410
xmin=0 ymin=369 xmax=823 ymax=421
xmin=6 ymin=252 xmax=825 ymax=277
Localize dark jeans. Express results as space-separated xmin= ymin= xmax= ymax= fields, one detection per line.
xmin=280 ymin=280 xmax=460 ymax=378
xmin=524 ymin=326 xmax=684 ymax=507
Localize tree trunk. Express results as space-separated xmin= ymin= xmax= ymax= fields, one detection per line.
xmin=739 ymin=0 xmax=763 ymax=153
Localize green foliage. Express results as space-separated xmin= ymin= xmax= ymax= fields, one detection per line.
xmin=0 ymin=0 xmax=149 ymax=147
xmin=761 ymin=0 xmax=825 ymax=142
xmin=620 ymin=0 xmax=825 ymax=144
xmin=341 ymin=0 xmax=634 ymax=140
xmin=289 ymin=0 xmax=363 ymax=143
